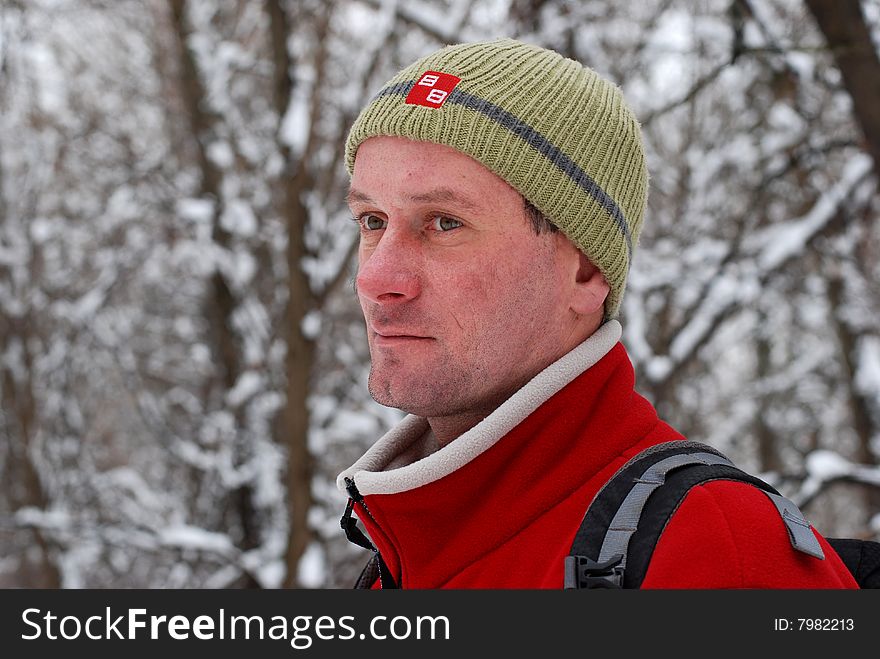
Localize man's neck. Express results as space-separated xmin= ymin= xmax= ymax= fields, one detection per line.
xmin=427 ymin=412 xmax=490 ymax=449
xmin=426 ymin=321 xmax=604 ymax=448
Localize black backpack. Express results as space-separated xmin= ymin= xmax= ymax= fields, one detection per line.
xmin=565 ymin=440 xmax=880 ymax=589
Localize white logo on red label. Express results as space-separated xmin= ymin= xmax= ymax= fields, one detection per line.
xmin=405 ymin=71 xmax=461 ymax=108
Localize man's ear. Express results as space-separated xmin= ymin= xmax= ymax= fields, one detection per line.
xmin=571 ymin=252 xmax=609 ymax=316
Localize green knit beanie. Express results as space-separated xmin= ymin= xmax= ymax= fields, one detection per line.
xmin=345 ymin=38 xmax=648 ymax=318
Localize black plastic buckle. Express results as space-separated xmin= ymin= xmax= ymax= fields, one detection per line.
xmin=564 ymin=554 xmax=624 ymax=589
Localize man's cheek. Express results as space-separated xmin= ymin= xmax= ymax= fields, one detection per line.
xmin=447 ymin=280 xmax=494 ymax=333
xmin=449 ymin=267 xmax=496 ymax=301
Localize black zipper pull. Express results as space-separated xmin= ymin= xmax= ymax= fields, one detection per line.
xmin=340 ymin=478 xmax=376 ymax=553
xmin=344 ymin=476 xmax=363 ymax=502
xmin=340 ymin=477 xmax=400 ymax=589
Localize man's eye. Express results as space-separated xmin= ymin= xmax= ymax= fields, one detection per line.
xmin=431 ymin=216 xmax=463 ymax=232
xmin=360 ymin=214 xmax=387 ymax=231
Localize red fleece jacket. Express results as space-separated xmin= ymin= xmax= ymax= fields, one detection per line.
xmin=344 ymin=341 xmax=857 ymax=589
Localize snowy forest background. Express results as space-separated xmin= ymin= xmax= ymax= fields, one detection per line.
xmin=2 ymin=0 xmax=879 ymax=588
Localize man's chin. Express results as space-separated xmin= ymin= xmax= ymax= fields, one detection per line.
xmin=368 ymin=376 xmax=446 ymax=416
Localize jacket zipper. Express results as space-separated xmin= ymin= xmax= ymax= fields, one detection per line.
xmin=340 ymin=477 xmax=399 ymax=588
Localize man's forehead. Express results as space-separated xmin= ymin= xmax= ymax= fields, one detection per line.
xmin=348 ymin=136 xmax=523 ymax=211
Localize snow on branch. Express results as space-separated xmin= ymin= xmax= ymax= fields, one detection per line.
xmin=643 ymin=154 xmax=875 ymax=385
xmin=51 ymin=264 xmax=119 ymax=326
xmin=787 ymin=449 xmax=880 ymax=510
xmin=855 ymin=335 xmax=880 ymax=401
xmin=158 ymin=523 xmax=237 ymax=557
xmin=756 ymin=155 xmax=874 ymax=270
xmin=10 ymin=506 xmax=240 ymax=558
xmin=7 ymin=507 xmax=285 ymax=587
xmin=641 ymin=61 xmax=729 ymax=127
xmin=357 ymin=0 xmax=472 ymax=44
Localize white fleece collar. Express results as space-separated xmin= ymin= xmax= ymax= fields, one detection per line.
xmin=337 ymin=320 xmax=622 ymax=496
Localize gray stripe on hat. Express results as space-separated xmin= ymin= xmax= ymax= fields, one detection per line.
xmin=375 ymin=80 xmax=415 ymax=100
xmin=372 ymin=81 xmax=633 ymax=260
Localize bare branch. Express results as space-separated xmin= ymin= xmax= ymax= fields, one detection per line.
xmin=315 ymin=233 xmax=359 ymax=309
xmin=356 ymin=0 xmax=470 ymax=44
xmin=641 ymin=61 xmax=728 ymax=127
xmin=645 ymin=156 xmax=875 ymax=387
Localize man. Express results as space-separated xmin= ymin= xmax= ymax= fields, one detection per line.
xmin=336 ymin=38 xmax=857 ymax=588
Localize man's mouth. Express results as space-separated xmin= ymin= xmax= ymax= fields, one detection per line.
xmin=371 ymin=330 xmax=434 ymax=346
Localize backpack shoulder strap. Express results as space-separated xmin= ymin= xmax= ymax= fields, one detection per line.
xmin=826 ymin=537 xmax=880 ymax=589
xmin=565 ymin=440 xmax=824 ymax=589
xmin=353 ymin=554 xmax=381 ymax=589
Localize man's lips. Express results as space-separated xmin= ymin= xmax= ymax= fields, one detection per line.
xmin=371 ymin=330 xmax=434 ymax=346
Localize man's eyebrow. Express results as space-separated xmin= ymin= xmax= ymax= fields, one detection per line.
xmin=346 ymin=188 xmax=374 ymax=206
xmin=346 ymin=186 xmax=482 ymax=210
xmin=406 ymin=188 xmax=481 ymax=211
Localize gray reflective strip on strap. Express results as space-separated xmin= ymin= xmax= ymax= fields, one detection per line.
xmin=597 ymin=452 xmax=734 ymax=565
xmin=596 ymin=451 xmax=826 ymax=567
xmin=762 ymin=491 xmax=825 ymax=560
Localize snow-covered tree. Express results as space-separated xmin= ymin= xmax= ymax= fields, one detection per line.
xmin=1 ymin=0 xmax=877 ymax=588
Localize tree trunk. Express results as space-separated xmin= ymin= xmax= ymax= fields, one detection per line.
xmin=265 ymin=0 xmax=316 ymax=588
xmin=826 ymin=270 xmax=880 ymax=521
xmin=281 ymin=165 xmax=316 ymax=589
xmin=805 ymin=0 xmax=880 ymax=179
xmin=0 ymin=319 xmax=61 ymax=588
xmin=755 ymin=312 xmax=783 ymax=474
xmin=0 ymin=83 xmax=60 ymax=584
xmin=167 ymin=0 xmax=261 ymax=587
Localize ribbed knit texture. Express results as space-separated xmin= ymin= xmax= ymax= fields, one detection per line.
xmin=345 ymin=38 xmax=649 ymax=318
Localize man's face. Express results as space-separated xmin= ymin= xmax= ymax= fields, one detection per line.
xmin=349 ymin=136 xmax=580 ymax=422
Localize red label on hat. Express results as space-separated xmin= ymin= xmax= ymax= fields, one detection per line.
xmin=405 ymin=71 xmax=461 ymax=108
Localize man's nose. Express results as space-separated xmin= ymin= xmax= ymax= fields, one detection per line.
xmin=355 ymin=228 xmax=421 ymax=304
